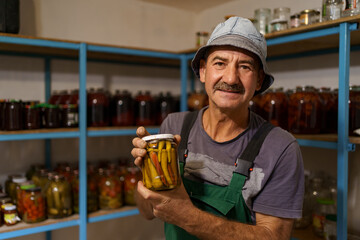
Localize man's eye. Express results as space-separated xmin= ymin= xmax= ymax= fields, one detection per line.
xmin=214 ymin=62 xmax=224 ymax=66
xmin=240 ymin=65 xmax=251 ymax=70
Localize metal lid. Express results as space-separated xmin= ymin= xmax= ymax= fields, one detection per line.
xmin=142 ymin=134 xmax=174 ymax=142
xmin=3 ymin=203 xmax=16 ymax=211
xmin=12 ymin=176 xmax=27 ymax=183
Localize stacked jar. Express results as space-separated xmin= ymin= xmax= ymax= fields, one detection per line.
xmin=135 ymin=91 xmax=155 ymax=126
xmin=88 ymin=88 xmax=110 ymax=127
xmin=111 ymin=90 xmax=134 ymax=126
xmin=260 ymin=88 xmax=288 ymax=129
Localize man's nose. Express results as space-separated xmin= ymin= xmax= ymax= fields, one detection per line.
xmin=223 ymin=64 xmax=239 ymax=85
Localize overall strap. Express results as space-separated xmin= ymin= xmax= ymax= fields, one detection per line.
xmin=234 ymin=122 xmax=275 ymax=177
xmin=178 ymin=110 xmax=199 ymax=164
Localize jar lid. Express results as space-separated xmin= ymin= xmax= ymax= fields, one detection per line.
xmin=270 ymin=19 xmax=288 ymax=24
xmin=20 ymin=183 xmax=37 ymax=190
xmin=3 ymin=203 xmax=16 ymax=210
xmin=142 ymin=134 xmax=175 ymax=142
xmin=12 ymin=176 xmax=27 ymax=183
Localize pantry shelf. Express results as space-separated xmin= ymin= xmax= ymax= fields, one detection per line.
xmin=87 ymin=126 xmax=159 ymax=137
xmin=88 ymin=206 xmax=139 ymax=223
xmin=0 ymin=129 xmax=80 ymax=141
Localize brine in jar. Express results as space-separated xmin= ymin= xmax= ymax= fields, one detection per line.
xmin=142 ymin=134 xmax=180 ymax=191
xmin=46 ymin=174 xmax=73 ymax=218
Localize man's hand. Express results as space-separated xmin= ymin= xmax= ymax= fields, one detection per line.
xmin=131 ymin=126 xmax=150 ymax=168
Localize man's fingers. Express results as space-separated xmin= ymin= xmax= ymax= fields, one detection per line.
xmin=137 ymin=126 xmax=150 ymax=138
xmin=174 ymin=134 xmax=181 ymax=145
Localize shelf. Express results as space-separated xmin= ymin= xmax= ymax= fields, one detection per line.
xmin=0 ymin=128 xmax=80 ymax=141
xmin=88 ymin=206 xmax=139 ymax=223
xmin=0 ymin=207 xmax=139 ymax=239
xmin=0 ymin=215 xmax=79 ymax=240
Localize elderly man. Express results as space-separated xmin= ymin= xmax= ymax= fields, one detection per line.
xmin=131 ymin=17 xmax=304 ymax=240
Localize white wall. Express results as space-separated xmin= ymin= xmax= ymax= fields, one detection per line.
xmin=1 ymin=0 xmax=360 ymax=238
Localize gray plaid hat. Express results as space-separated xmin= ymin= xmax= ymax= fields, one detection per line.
xmin=191 ymin=16 xmax=274 ymax=95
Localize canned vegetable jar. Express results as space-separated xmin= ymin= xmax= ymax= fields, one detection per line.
xmin=142 ymin=134 xmax=180 ymax=191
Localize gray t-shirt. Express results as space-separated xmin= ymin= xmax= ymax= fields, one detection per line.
xmin=159 ymin=107 xmax=304 ymax=220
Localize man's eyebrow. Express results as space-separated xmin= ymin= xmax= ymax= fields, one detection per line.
xmin=210 ymin=56 xmax=228 ymax=63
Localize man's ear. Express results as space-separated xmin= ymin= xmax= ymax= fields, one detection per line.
xmin=256 ymin=69 xmax=265 ymax=91
xmin=199 ymin=59 xmax=206 ymax=83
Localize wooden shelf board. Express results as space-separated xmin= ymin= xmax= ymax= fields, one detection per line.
xmin=88 ymin=206 xmax=138 ymax=219
xmin=0 ymin=214 xmax=79 ymax=233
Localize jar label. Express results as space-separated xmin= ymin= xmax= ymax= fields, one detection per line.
xmin=4 ymin=213 xmax=17 ymax=224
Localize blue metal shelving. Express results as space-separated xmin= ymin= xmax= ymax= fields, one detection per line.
xmin=0 ymin=19 xmax=359 ymax=240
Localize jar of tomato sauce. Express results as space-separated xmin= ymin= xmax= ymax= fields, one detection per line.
xmin=98 ymin=169 xmax=123 ymax=209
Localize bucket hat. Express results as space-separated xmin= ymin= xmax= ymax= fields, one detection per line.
xmin=191 ymin=17 xmax=274 ymax=95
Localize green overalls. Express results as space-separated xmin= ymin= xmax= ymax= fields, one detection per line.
xmin=164 ymin=111 xmax=274 ymax=239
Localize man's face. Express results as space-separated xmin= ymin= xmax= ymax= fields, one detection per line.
xmin=199 ymin=45 xmax=264 ymax=112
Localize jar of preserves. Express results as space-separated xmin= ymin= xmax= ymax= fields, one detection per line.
xmin=26 ymin=164 xmax=45 ymax=181
xmin=9 ymin=176 xmax=27 ymax=205
xmin=270 ymin=19 xmax=288 ymax=32
xmin=124 ymin=167 xmax=141 ymax=205
xmin=2 ymin=203 xmax=20 ymax=226
xmin=324 ymin=214 xmax=337 ymax=240
xmin=5 ymin=174 xmax=22 ymax=197
xmin=342 ymin=0 xmax=359 ymax=17
xmin=155 ymin=92 xmax=175 ymax=125
xmin=88 ymin=88 xmax=110 ymax=127
xmin=325 ymin=0 xmax=342 ymax=21
xmin=111 ymin=90 xmax=134 ymax=126
xmin=40 ymin=104 xmax=61 ymax=128
xmin=288 ymin=86 xmax=322 ymax=134
xmin=261 ymin=88 xmax=288 ymax=130
xmin=17 ymin=182 xmax=36 ymax=218
xmin=46 ymin=174 xmax=72 ymax=218
xmin=5 ymin=100 xmax=22 ymax=131
xmin=71 ymin=169 xmax=98 ymax=213
xmin=290 ymin=14 xmax=301 ymax=28
xmin=49 ymin=90 xmax=61 ymax=105
xmin=300 ymin=9 xmax=317 ymax=26
xmin=21 ymin=187 xmax=46 ymax=223
xmin=0 ymin=195 xmax=12 ymax=227
xmin=319 ymin=87 xmax=337 ymax=133
xmin=31 ymin=168 xmax=49 ymax=192
xmin=23 ymin=104 xmax=41 ymax=129
xmin=142 ymin=134 xmax=180 ymax=191
xmin=254 ymin=8 xmax=271 ymax=35
xmin=349 ymin=85 xmax=360 ymax=136
xmin=98 ymin=169 xmax=123 ymax=209
xmin=61 ymin=89 xmax=79 ymax=128
xmin=187 ymin=90 xmax=208 ymax=111
xmin=135 ymin=91 xmax=155 ymax=126
xmin=0 ymin=99 xmax=6 ymax=130
xmin=57 ymin=90 xmax=70 ymax=106
xmin=312 ymin=199 xmax=336 ymax=237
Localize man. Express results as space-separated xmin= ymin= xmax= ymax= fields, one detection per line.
xmin=131 ymin=17 xmax=304 ymax=240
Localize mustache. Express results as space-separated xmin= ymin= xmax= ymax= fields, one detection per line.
xmin=214 ymin=82 xmax=244 ymax=93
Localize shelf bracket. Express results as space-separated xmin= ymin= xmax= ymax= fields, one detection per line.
xmin=347 ymin=143 xmax=356 ymax=152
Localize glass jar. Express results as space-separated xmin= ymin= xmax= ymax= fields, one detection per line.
xmin=5 ymin=100 xmax=22 ymax=131
xmin=49 ymin=90 xmax=60 ymax=105
xmin=155 ymin=92 xmax=175 ymax=125
xmin=135 ymin=91 xmax=155 ymax=126
xmin=2 ymin=203 xmax=20 ymax=226
xmin=31 ymin=168 xmax=49 ymax=192
xmin=261 ymin=88 xmax=288 ymax=130
xmin=324 ymin=214 xmax=337 ymax=240
xmin=23 ymin=104 xmax=41 ymax=130
xmin=288 ymin=86 xmax=322 ymax=134
xmin=342 ymin=0 xmax=359 ymax=17
xmin=88 ymin=88 xmax=110 ymax=127
xmin=21 ymin=187 xmax=46 ymax=223
xmin=17 ymin=182 xmax=36 ymax=218
xmin=40 ymin=104 xmax=61 ymax=128
xmin=254 ymin=8 xmax=271 ymax=35
xmin=61 ymin=89 xmax=79 ymax=128
xmin=111 ymin=90 xmax=134 ymax=126
xmin=319 ymin=87 xmax=337 ymax=133
xmin=0 ymin=99 xmax=6 ymax=130
xmin=124 ymin=167 xmax=141 ymax=205
xmin=325 ymin=0 xmax=342 ymax=21
xmin=142 ymin=134 xmax=180 ymax=191
xmin=273 ymin=7 xmax=291 ymax=24
xmin=300 ymin=9 xmax=317 ymax=26
xmin=46 ymin=174 xmax=72 ymax=218
xmin=0 ymin=195 xmax=12 ymax=227
xmin=349 ymin=85 xmax=360 ymax=136
xmin=270 ymin=19 xmax=288 ymax=32
xmin=187 ymin=90 xmax=208 ymax=111
xmin=290 ymin=14 xmax=301 ymax=28
xmin=71 ymin=169 xmax=98 ymax=213
xmin=26 ymin=164 xmax=45 ymax=181
xmin=9 ymin=176 xmax=27 ymax=205
xmin=5 ymin=174 xmax=22 ymax=197
xmin=98 ymin=169 xmax=123 ymax=209
xmin=312 ymin=199 xmax=336 ymax=237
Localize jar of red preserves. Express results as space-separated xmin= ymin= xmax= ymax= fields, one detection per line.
xmin=155 ymin=92 xmax=175 ymax=125
xmin=23 ymin=104 xmax=41 ymax=130
xmin=261 ymin=88 xmax=288 ymax=130
xmin=288 ymin=86 xmax=322 ymax=134
xmin=71 ymin=169 xmax=98 ymax=213
xmin=135 ymin=91 xmax=155 ymax=126
xmin=98 ymin=169 xmax=123 ymax=209
xmin=187 ymin=90 xmax=208 ymax=111
xmin=318 ymin=87 xmax=337 ymax=133
xmin=349 ymin=85 xmax=360 ymax=136
xmin=41 ymin=104 xmax=61 ymax=128
xmin=22 ymin=187 xmax=46 ymax=223
xmin=124 ymin=167 xmax=141 ymax=205
xmin=5 ymin=100 xmax=22 ymax=131
xmin=111 ymin=90 xmax=134 ymax=126
xmin=61 ymin=89 xmax=79 ymax=128
xmin=0 ymin=99 xmax=6 ymax=130
xmin=88 ymin=88 xmax=110 ymax=127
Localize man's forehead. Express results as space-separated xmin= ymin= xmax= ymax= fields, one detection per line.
xmin=206 ymin=45 xmax=258 ymax=61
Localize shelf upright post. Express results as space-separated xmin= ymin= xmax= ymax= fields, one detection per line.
xmin=79 ymin=42 xmax=88 ymax=240
xmin=337 ymin=22 xmax=351 ymax=240
xmin=45 ymin=57 xmax=52 ymax=240
xmin=180 ymin=54 xmax=188 ymax=111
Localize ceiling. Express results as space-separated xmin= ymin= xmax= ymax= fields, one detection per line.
xmin=140 ymin=0 xmax=236 ymax=12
